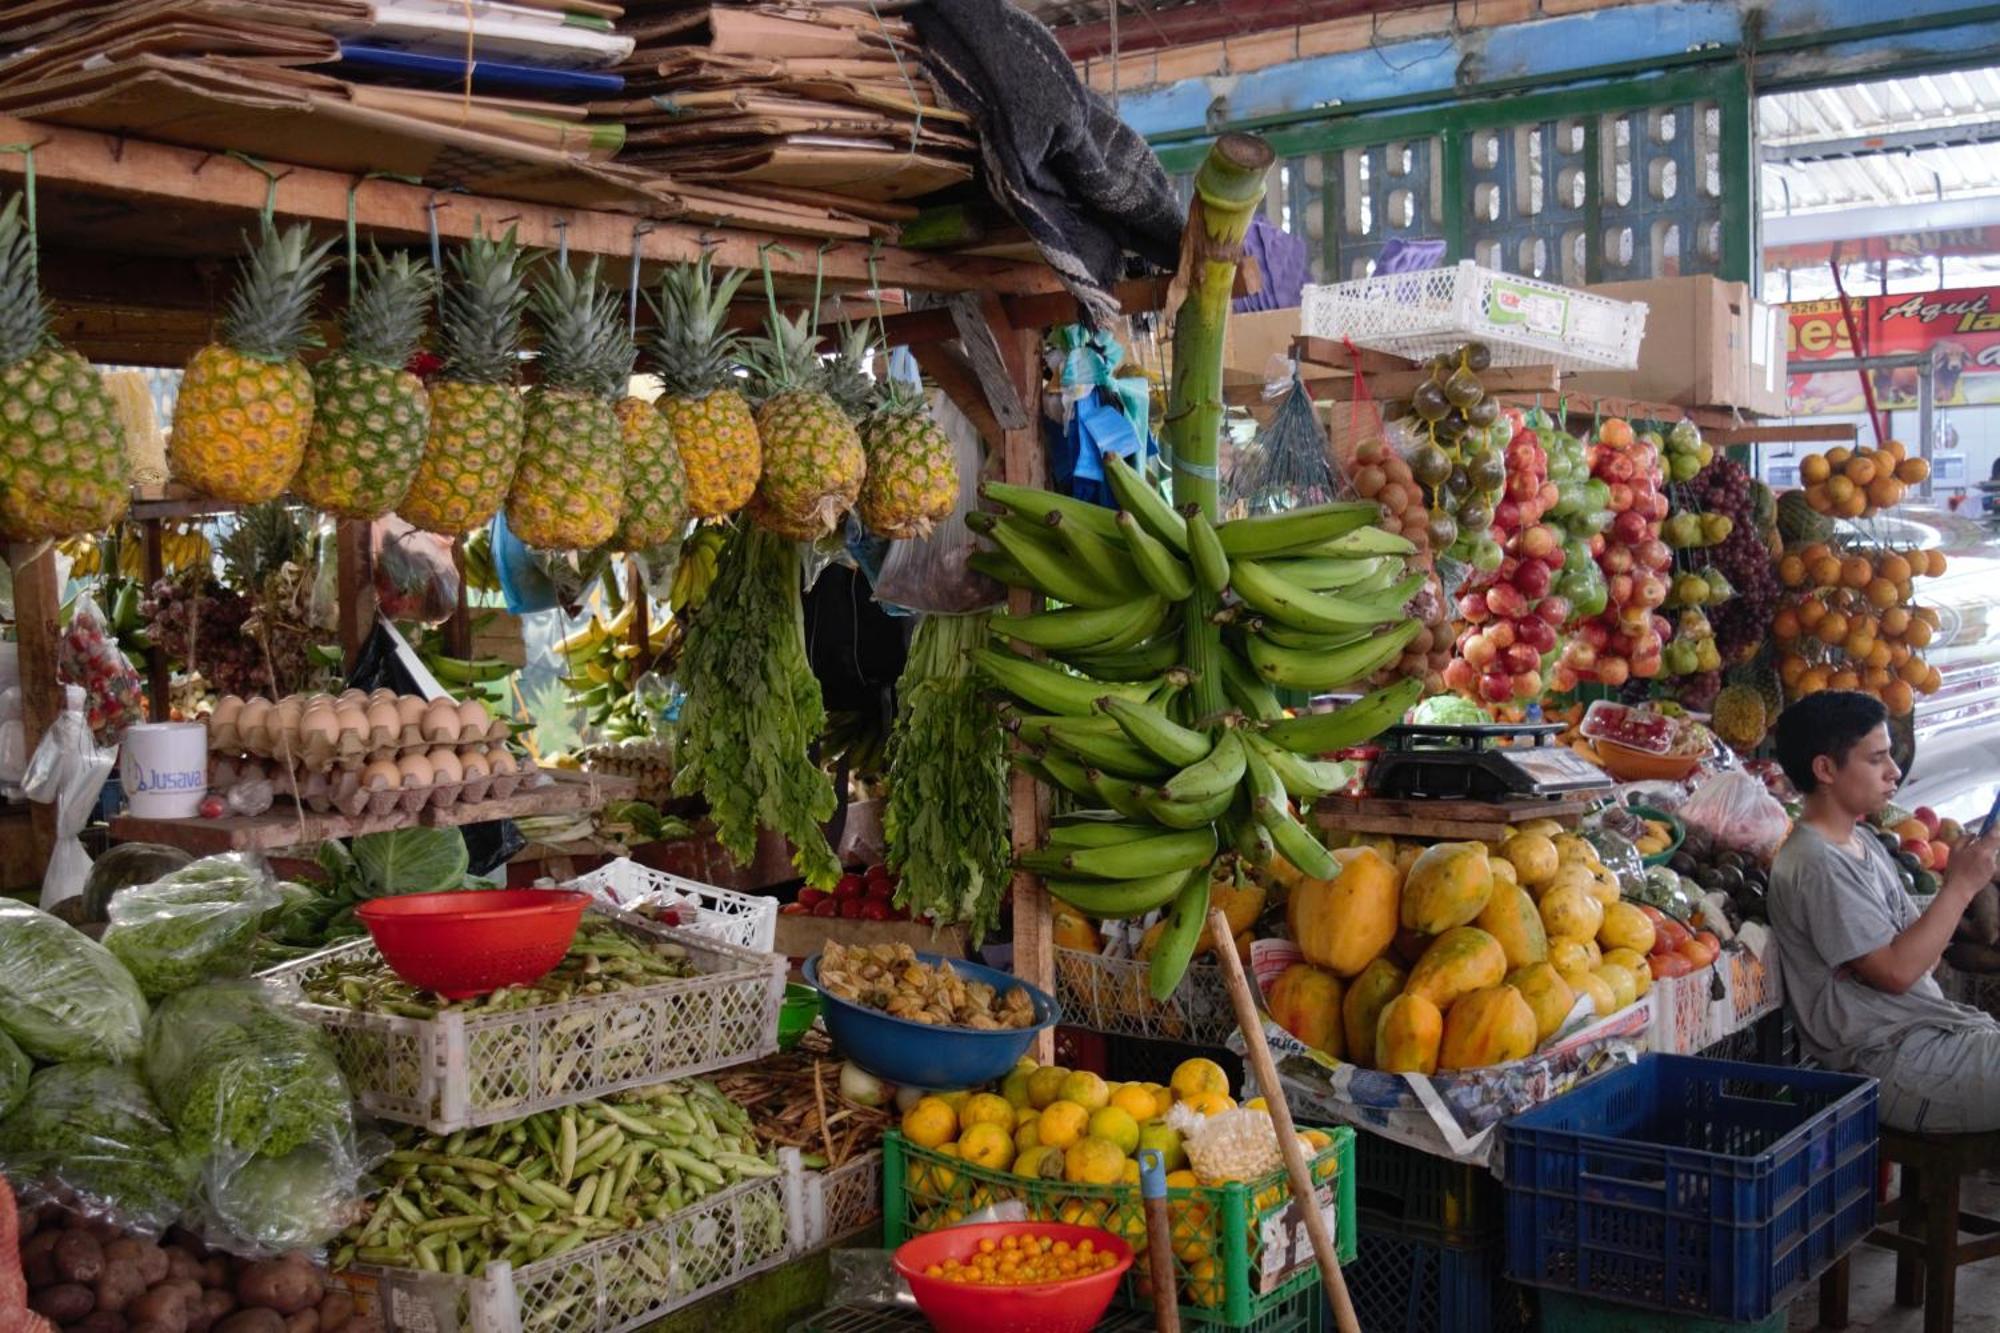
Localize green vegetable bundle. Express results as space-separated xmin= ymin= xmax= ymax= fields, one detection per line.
xmin=0 ymin=899 xmax=148 ymax=1063
xmin=103 ymin=853 xmax=283 ymax=998
xmin=0 ymin=1061 xmax=194 ymax=1234
xmin=143 ymin=983 xmax=353 ymax=1158
xmin=335 ymin=1078 xmax=780 ymax=1276
xmin=0 ymin=1030 xmax=29 ymax=1119
xmin=673 ymin=523 xmax=840 ymax=888
xmin=204 ymin=1133 xmax=367 ymax=1254
xmin=884 ymin=613 xmax=1011 ymax=944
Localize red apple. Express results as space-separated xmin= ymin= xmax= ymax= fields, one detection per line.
xmin=1511 ymin=668 xmax=1544 ymax=698
xmin=1603 ymin=453 xmax=1637 ymax=484
xmin=1486 ymin=621 xmax=1518 ymax=651
xmin=1630 ymin=630 xmax=1662 ymax=658
xmin=1487 ymin=583 xmax=1528 ymax=619
xmin=1607 ymin=482 xmax=1635 ymax=513
xmin=1608 ymin=632 xmax=1635 ymax=657
xmin=1504 ymin=642 xmax=1542 ymax=674
xmin=1543 ymin=545 xmax=1567 ymax=571
xmin=1480 ymin=670 xmax=1516 ymax=703
xmin=1537 ymin=596 xmax=1571 ymax=626
xmin=1551 ymin=663 xmax=1580 ymax=692
xmin=1517 ymin=617 xmax=1556 ymax=653
xmin=1538 ymin=481 xmax=1562 ymax=513
xmin=1607 ymin=572 xmax=1635 ymax=606
xmin=1565 ymin=640 xmax=1598 ymax=671
xmin=798 ymin=888 xmax=828 ymax=908
xmin=1598 ymin=656 xmax=1632 ymax=687
xmin=1580 ymin=621 xmax=1611 ymax=650
xmin=1458 ymin=591 xmax=1492 ymax=624
xmin=1516 ymin=560 xmax=1552 ymax=600
xmin=1499 ymin=557 xmax=1522 ymax=584
xmin=1443 ymin=657 xmax=1478 ymax=693
xmin=1612 ymin=509 xmax=1650 ymax=546
xmin=1636 ymin=539 xmax=1672 ymax=572
xmin=1916 ymin=807 xmax=1941 ymax=835
xmin=1520 ymin=525 xmax=1558 ymax=560
xmin=1902 ymin=837 xmax=1934 ymax=869
xmin=1587 ymin=533 xmax=1607 ymax=558
xmin=834 ymin=874 xmax=866 ymax=900
xmin=1648 ymin=492 xmax=1670 ymax=521
xmin=812 ymin=898 xmax=841 ymax=918
xmin=1634 ymin=574 xmax=1667 ymax=609
xmin=1463 ymin=634 xmax=1499 ymax=670
xmin=1494 ymin=498 xmax=1523 ymax=532
xmin=1602 ymin=544 xmax=1634 ymax=576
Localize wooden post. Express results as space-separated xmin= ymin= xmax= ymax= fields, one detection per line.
xmin=628 ymin=556 xmax=649 ymax=660
xmin=9 ymin=541 xmax=62 ymax=877
xmin=142 ymin=518 xmax=169 ymax=721
xmin=445 ymin=535 xmax=473 ymax=660
xmin=336 ymin=520 xmax=376 ymax=673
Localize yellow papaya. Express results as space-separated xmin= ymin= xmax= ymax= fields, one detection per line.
xmin=1602 ymin=947 xmax=1653 ymax=997
xmin=1592 ymin=962 xmax=1639 ymax=1011
xmin=1475 ymin=880 xmax=1548 ymax=970
xmin=1341 ymin=957 xmax=1407 ymax=1068
xmin=1267 ymin=962 xmax=1345 ymax=1058
xmin=1374 ymin=994 xmax=1443 ymax=1075
xmin=1437 ymin=984 xmax=1538 ymax=1070
xmin=1597 ymin=901 xmax=1657 ymax=956
xmin=1539 ymin=884 xmax=1605 ymax=943
xmin=1505 ymin=962 xmax=1575 ymax=1044
xmin=1563 ymin=967 xmax=1616 ymax=1019
xmin=1400 ymin=842 xmax=1495 ymax=934
xmin=1288 ymin=847 xmax=1400 ymax=978
xmin=1052 ymin=905 xmax=1101 ymax=953
xmin=1404 ymin=926 xmax=1507 ymax=1009
xmin=1499 ymin=832 xmax=1560 ymax=888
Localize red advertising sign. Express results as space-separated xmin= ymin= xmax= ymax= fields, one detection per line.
xmin=1787 ymin=285 xmax=2000 ymax=414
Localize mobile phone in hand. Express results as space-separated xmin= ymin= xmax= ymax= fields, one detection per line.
xmin=1980 ymin=789 xmax=2000 ymax=840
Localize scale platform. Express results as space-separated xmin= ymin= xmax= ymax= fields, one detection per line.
xmin=1312 ymin=721 xmax=1612 ymax=841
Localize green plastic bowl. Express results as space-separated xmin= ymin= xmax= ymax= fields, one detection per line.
xmin=778 ymin=983 xmax=821 ymax=1050
xmin=1630 ymin=805 xmax=1686 ymax=868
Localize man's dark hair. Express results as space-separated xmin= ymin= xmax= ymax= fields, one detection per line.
xmin=1773 ymin=690 xmax=1889 ymax=794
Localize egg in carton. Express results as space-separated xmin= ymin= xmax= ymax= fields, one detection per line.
xmin=363 ymin=695 xmax=403 ymax=752
xmin=236 ymin=697 xmax=276 ymax=756
xmin=479 ymin=746 xmax=524 ymax=801
xmin=456 ymin=745 xmax=494 ymax=804
xmin=358 ymin=753 xmax=425 ymax=817
xmin=208 ymin=696 xmax=245 ymax=752
xmin=424 ymin=747 xmax=465 ymax=809
xmin=330 ymin=764 xmax=370 ymax=819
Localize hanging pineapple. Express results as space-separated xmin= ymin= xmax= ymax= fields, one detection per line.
xmin=398 ymin=227 xmax=531 ymax=535
xmin=613 ymin=393 xmax=687 ymax=552
xmin=856 ymin=347 xmax=958 ymax=541
xmin=746 ymin=306 xmax=865 ymax=542
xmin=504 ymin=257 xmax=626 ymax=549
xmin=294 ymin=247 xmax=433 ymax=519
xmin=169 ymin=219 xmax=336 ymax=504
xmin=0 ymin=191 xmax=129 ymax=540
xmin=650 ymin=256 xmax=759 ymax=518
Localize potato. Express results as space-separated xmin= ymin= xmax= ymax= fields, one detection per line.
xmin=22 ymin=1229 xmax=63 ymax=1287
xmin=313 ymin=1292 xmax=352 ymax=1333
xmin=283 ymin=1310 xmax=318 ymax=1333
xmin=71 ymin=1312 xmax=129 ymax=1333
xmin=55 ymin=1232 xmax=107 ymax=1285
xmin=201 ymin=1260 xmax=231 ymax=1291
xmin=32 ymin=1283 xmax=96 ymax=1322
xmin=104 ymin=1241 xmax=169 ymax=1289
xmin=214 ymin=1310 xmax=286 ymax=1333
xmin=189 ymin=1290 xmax=236 ymax=1333
xmin=93 ymin=1263 xmax=148 ymax=1315
xmin=164 ymin=1251 xmax=205 ymax=1286
xmin=234 ymin=1263 xmax=321 ymax=1318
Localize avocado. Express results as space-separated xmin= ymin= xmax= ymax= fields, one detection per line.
xmin=1697 ymin=866 xmax=1727 ymax=892
xmin=1900 ymin=869 xmax=1917 ymax=894
xmin=1670 ymin=852 xmax=1697 ymax=877
xmin=1715 ymin=865 xmax=1745 ymax=894
xmin=1915 ymin=869 xmax=1941 ymax=896
xmin=1718 ymin=851 xmax=1746 ymax=872
xmin=1895 ymin=850 xmax=1924 ymax=876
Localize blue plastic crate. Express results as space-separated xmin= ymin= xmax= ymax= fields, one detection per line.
xmin=1499 ymin=1054 xmax=1876 ymax=1322
xmin=1340 ymin=1225 xmax=1532 ymax=1333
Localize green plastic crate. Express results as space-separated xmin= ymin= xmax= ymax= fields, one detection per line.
xmin=1536 ymin=1289 xmax=1784 ymax=1333
xmin=881 ymin=1126 xmax=1355 ymax=1328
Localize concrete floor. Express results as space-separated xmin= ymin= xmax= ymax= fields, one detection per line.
xmin=1790 ymin=1174 xmax=2000 ymax=1332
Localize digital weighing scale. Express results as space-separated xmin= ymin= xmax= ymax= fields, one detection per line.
xmin=1368 ymin=721 xmax=1614 ymax=802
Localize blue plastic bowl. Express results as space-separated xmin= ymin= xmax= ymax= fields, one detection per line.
xmin=804 ymin=951 xmax=1060 ymax=1090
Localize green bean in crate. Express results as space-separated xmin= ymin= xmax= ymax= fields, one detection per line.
xmin=882 ymin=1127 xmax=1355 ymax=1327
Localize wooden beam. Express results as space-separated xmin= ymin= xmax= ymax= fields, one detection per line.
xmin=0 ymin=114 xmax=1059 ymax=297
xmin=1290 ymin=336 xmax=1419 ymax=374
xmin=1704 ymin=423 xmax=1857 ymax=446
xmin=336 ymin=519 xmax=375 ymax=673
xmin=947 ymin=293 xmax=1031 ymax=431
xmin=9 ymin=541 xmax=61 ymax=880
xmin=910 ymin=341 xmax=1005 ymax=449
xmin=861 ymin=276 xmax=1174 ymax=347
xmin=143 ymin=520 xmax=170 ymax=722
xmin=1229 ymin=362 xmax=1558 ymax=406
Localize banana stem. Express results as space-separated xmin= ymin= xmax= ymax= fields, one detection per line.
xmin=1165 ymin=133 xmax=1273 ymax=720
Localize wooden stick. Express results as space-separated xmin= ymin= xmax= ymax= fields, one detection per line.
xmin=1208 ymin=908 xmax=1361 ymax=1333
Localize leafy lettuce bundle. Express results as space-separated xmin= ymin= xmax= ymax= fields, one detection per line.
xmin=0 ymin=1061 xmax=194 ymax=1235
xmin=103 ymin=853 xmax=282 ymax=998
xmin=143 ymin=983 xmax=352 ymax=1158
xmin=0 ymin=899 xmax=148 ymax=1062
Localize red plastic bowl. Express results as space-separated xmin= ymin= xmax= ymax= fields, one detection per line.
xmin=355 ymin=889 xmax=588 ymax=998
xmin=892 ymin=1223 xmax=1133 ymax=1333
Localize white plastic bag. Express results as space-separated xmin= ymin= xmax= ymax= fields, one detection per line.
xmin=23 ymin=685 xmax=117 ymax=911
xmin=0 ymin=685 xmax=25 ymax=797
xmin=873 ymin=388 xmax=1004 ymax=614
xmin=1680 ymin=769 xmax=1790 ymax=863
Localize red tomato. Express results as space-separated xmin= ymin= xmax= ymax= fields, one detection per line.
xmin=1650 ymin=953 xmax=1694 ymax=980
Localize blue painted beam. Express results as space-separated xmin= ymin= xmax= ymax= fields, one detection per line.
xmin=1122 ymin=0 xmax=2000 ymax=142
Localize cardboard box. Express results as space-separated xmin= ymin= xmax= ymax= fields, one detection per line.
xmin=1568 ymin=276 xmax=1789 ymax=415
xmin=1222 ymin=307 xmax=1306 ymax=388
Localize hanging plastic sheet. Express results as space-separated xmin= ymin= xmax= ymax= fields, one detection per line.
xmin=1048 ymin=324 xmax=1158 ymax=506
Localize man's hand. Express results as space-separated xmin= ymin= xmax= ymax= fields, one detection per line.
xmin=1945 ymin=833 xmax=2000 ymax=900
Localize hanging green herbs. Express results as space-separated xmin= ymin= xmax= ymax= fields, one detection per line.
xmin=884 ymin=613 xmax=1011 ymax=944
xmin=673 ymin=522 xmax=841 ymax=888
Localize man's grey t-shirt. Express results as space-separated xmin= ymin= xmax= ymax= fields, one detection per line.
xmin=1767 ymin=822 xmax=1982 ymax=1069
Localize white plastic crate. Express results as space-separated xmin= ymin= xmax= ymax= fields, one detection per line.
xmin=1647 ymin=961 xmax=1722 ymax=1056
xmin=1713 ymin=945 xmax=1781 ymax=1037
xmin=261 ymin=907 xmax=784 ymax=1133
xmin=797 ymin=1150 xmax=882 ymax=1249
xmin=1301 ymin=260 xmax=1648 ymax=371
xmin=564 ymin=859 xmax=777 ymax=954
xmin=1053 ymin=946 xmax=1237 ymax=1046
xmin=334 ymin=1150 xmax=802 ymax=1333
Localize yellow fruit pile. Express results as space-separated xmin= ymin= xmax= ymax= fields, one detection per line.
xmin=1773 ymin=539 xmax=1946 ymax=715
xmin=1268 ymin=823 xmax=1644 ymax=1075
xmin=1797 ymin=440 xmax=1928 ymax=519
xmin=923 ymin=1232 xmax=1121 ymax=1286
xmin=1633 ymin=819 xmax=1676 ymax=858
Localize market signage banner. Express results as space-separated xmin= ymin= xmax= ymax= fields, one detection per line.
xmin=1787 ymin=284 xmax=2000 ymax=414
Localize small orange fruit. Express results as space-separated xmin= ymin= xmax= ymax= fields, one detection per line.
xmin=1906 ymin=619 xmax=1934 ymax=649
xmin=1840 ymin=555 xmax=1873 ymax=588
xmin=1881 ymin=606 xmax=1911 ymax=637
xmin=1865 ymin=578 xmax=1898 ymax=609
xmin=1844 ymin=456 xmax=1877 ymax=486
xmin=1884 ymin=439 xmax=1908 ymax=462
xmin=1827 ymin=475 xmax=1856 ymax=506
xmin=1809 ymin=555 xmax=1843 ymax=588
xmin=1830 ymin=668 xmax=1862 ymax=691
xmin=1797 ymin=597 xmax=1827 ymax=630
xmin=1801 ymin=454 xmax=1831 ymax=484
xmin=1868 ymin=476 xmax=1905 ymax=510
xmin=1925 ymin=550 xmax=1947 ymax=578
xmin=1805 ymin=482 xmax=1832 ymax=513
xmin=1797 ymin=665 xmax=1831 ymax=696
xmin=1879 ymin=553 xmax=1912 ymax=584
xmin=1899 ymin=657 xmax=1929 ymax=685
xmin=1917 ymin=605 xmax=1942 ymax=628
xmin=1883 ymin=680 xmax=1914 ymax=715
xmin=1780 ymin=654 xmax=1808 ymax=688
xmin=1838 ymin=491 xmax=1869 ymax=518
xmin=1827 ymin=446 xmax=1853 ymax=469
xmin=1924 ymin=663 xmax=1944 ymax=694
xmin=1778 ymin=555 xmax=1806 ymax=588
xmin=1897 ymin=457 xmax=1931 ymax=484
xmin=1773 ymin=607 xmax=1801 ymax=642
xmin=1816 ymin=610 xmax=1849 ymax=645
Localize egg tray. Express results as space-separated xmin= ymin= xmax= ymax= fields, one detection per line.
xmin=208 ymin=745 xmax=535 ymax=818
xmin=208 ymin=714 xmax=512 ymax=766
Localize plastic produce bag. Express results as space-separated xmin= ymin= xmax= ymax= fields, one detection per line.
xmin=198 ymin=1124 xmax=374 ymax=1256
xmin=0 ymin=1030 xmax=28 ymax=1119
xmin=57 ymin=594 xmax=145 ymax=744
xmin=0 ymin=898 xmax=147 ymax=1063
xmin=306 ymin=514 xmax=341 ymax=632
xmin=873 ymin=387 xmax=1004 ymax=614
xmin=1681 ymin=769 xmax=1791 ymax=863
xmin=24 ymin=684 xmax=118 ymax=911
xmin=80 ymin=842 xmax=196 ymax=922
xmin=372 ymin=516 xmax=459 ymax=624
xmin=0 ymin=686 xmax=24 ymax=798
xmin=0 ymin=1062 xmax=194 ymax=1237
xmin=143 ymin=983 xmax=353 ymax=1159
xmin=1225 ymin=372 xmax=1339 ymax=515
xmin=102 ymin=853 xmax=284 ymax=999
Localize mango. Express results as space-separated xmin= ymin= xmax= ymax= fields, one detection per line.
xmin=1404 ymin=926 xmax=1507 ymax=1009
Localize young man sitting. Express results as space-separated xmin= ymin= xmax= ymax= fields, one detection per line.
xmin=1767 ymin=690 xmax=2000 ymax=1131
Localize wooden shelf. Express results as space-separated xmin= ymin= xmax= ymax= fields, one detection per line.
xmin=128 ymin=484 xmax=241 ymax=523
xmin=109 ymin=768 xmax=636 ymax=856
xmin=1314 ymin=793 xmax=1600 ymax=842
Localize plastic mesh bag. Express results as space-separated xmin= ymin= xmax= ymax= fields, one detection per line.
xmin=1681 ymin=769 xmax=1791 ymax=863
xmin=102 ymin=854 xmax=283 ymax=999
xmin=0 ymin=898 xmax=147 ymax=1064
xmin=25 ymin=685 xmax=118 ymax=912
xmin=873 ymin=388 xmax=1004 ymax=614
xmin=142 ymin=983 xmax=353 ymax=1160
xmin=372 ymin=516 xmax=459 ymax=624
xmin=0 ymin=1061 xmax=194 ymax=1237
xmin=1225 ymin=372 xmax=1339 ymax=515
xmin=57 ymin=594 xmax=144 ymax=745
xmin=0 ymin=1029 xmax=28 ymax=1120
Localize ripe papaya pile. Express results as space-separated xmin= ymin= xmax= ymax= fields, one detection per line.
xmin=1265 ymin=821 xmax=1662 ymax=1074
xmin=976 ymin=452 xmax=1429 ymax=1001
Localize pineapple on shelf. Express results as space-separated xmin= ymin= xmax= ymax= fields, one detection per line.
xmin=294 ymin=247 xmax=433 ymax=519
xmin=0 ymin=191 xmax=129 ymax=540
xmin=746 ymin=305 xmax=864 ymax=542
xmin=398 ymin=227 xmax=531 ymax=535
xmin=859 ymin=361 xmax=958 ymax=541
xmin=504 ymin=258 xmax=627 ymax=550
xmin=613 ymin=391 xmax=688 ymax=552
xmin=650 ymin=256 xmax=759 ymax=518
xmin=168 ymin=219 xmax=336 ymax=504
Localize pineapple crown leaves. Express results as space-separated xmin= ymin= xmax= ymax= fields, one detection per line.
xmin=648 ymin=254 xmax=749 ymax=399
xmin=221 ymin=219 xmax=339 ymax=363
xmin=439 ymin=225 xmax=533 ymax=386
xmin=218 ymin=500 xmax=309 ymax=594
xmin=746 ymin=306 xmax=830 ymax=405
xmin=339 ymin=246 xmax=433 ymax=372
xmin=0 ymin=193 xmax=52 ymax=367
xmin=824 ymin=321 xmax=880 ymax=422
xmin=528 ymin=256 xmax=633 ymax=402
